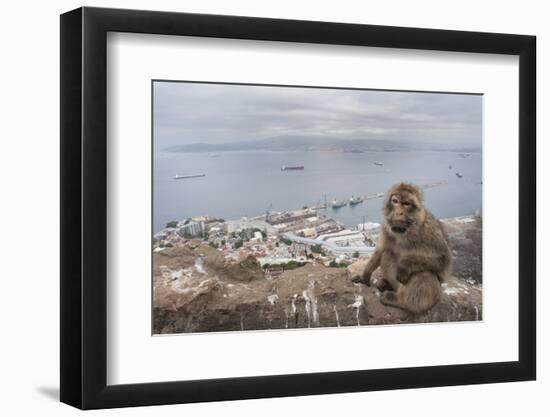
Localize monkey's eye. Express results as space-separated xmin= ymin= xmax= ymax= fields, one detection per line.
xmin=402 ymin=202 xmax=411 ymax=207
xmin=391 ymin=197 xmax=399 ymax=204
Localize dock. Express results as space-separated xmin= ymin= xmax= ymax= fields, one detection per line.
xmin=313 ymin=180 xmax=449 ymax=209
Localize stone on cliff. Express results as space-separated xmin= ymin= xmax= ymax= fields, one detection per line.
xmin=443 ymin=216 xmax=483 ymax=283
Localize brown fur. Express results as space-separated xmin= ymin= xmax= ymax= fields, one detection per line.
xmin=353 ymin=183 xmax=451 ymax=314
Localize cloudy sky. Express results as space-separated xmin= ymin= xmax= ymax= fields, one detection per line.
xmin=153 ymin=81 xmax=482 ymax=149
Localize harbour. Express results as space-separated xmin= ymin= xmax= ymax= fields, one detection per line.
xmin=155 ymin=150 xmax=482 ymax=233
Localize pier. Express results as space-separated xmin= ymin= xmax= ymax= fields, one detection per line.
xmin=314 ymin=180 xmax=449 ymax=209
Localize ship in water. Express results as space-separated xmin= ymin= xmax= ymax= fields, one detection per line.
xmin=331 ymin=199 xmax=347 ymax=209
xmin=281 ymin=165 xmax=304 ymax=171
xmin=173 ymin=173 xmax=206 ymax=180
xmin=349 ymin=195 xmax=364 ymax=206
xmin=374 ymin=161 xmax=384 ymax=166
xmin=455 ymin=172 xmax=463 ymax=178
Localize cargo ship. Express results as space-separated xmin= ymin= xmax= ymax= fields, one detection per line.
xmin=374 ymin=161 xmax=384 ymax=166
xmin=349 ymin=196 xmax=364 ymax=206
xmin=173 ymin=173 xmax=206 ymax=180
xmin=331 ymin=199 xmax=347 ymax=208
xmin=281 ymin=165 xmax=304 ymax=171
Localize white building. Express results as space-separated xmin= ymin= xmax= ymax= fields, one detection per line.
xmin=224 ymin=220 xmax=240 ymax=234
xmin=317 ymin=229 xmax=367 ymax=247
xmin=177 ymin=221 xmax=204 ymax=237
xmin=357 ymin=222 xmax=381 ymax=231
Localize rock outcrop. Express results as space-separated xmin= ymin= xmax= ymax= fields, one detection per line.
xmin=443 ymin=216 xmax=483 ymax=283
xmin=153 ymin=217 xmax=482 ymax=334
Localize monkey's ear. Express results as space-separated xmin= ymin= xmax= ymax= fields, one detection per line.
xmin=401 ymin=182 xmax=424 ymax=202
xmin=383 ymin=192 xmax=394 ymax=213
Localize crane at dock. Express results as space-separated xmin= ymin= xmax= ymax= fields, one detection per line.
xmin=315 ymin=194 xmax=328 ymax=210
xmin=265 ymin=203 xmax=273 ymax=222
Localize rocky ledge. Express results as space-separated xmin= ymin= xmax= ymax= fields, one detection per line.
xmin=153 ymin=216 xmax=482 ymax=334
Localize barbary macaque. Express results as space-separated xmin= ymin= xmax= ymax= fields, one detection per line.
xmin=353 ymin=183 xmax=451 ymax=314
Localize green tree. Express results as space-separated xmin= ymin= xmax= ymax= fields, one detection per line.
xmin=311 ymin=244 xmax=324 ymax=254
xmin=282 ymin=260 xmax=305 ymax=271
xmin=165 ymin=220 xmax=178 ymax=228
xmin=280 ymin=237 xmax=292 ymax=246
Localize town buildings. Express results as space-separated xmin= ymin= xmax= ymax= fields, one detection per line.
xmin=153 ymin=207 xmax=380 ymax=274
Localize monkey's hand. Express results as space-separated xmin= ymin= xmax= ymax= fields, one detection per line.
xmin=396 ymin=265 xmax=411 ymax=284
xmin=351 ymin=270 xmax=372 ymax=286
xmin=376 ymin=277 xmax=394 ymax=292
xmin=380 ymin=290 xmax=399 ymax=308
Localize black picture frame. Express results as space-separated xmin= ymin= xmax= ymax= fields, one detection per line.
xmin=60 ymin=6 xmax=536 ymax=410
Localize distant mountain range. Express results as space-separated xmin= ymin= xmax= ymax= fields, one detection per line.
xmin=164 ymin=136 xmax=480 ymax=153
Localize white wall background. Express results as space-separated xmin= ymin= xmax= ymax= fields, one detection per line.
xmin=0 ymin=0 xmax=545 ymax=415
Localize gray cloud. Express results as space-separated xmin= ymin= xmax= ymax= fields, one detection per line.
xmin=153 ymin=81 xmax=482 ymax=149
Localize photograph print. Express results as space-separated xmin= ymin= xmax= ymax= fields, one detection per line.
xmin=152 ymin=81 xmax=482 ymax=335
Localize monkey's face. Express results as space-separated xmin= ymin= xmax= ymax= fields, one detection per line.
xmin=385 ymin=191 xmax=423 ymax=235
